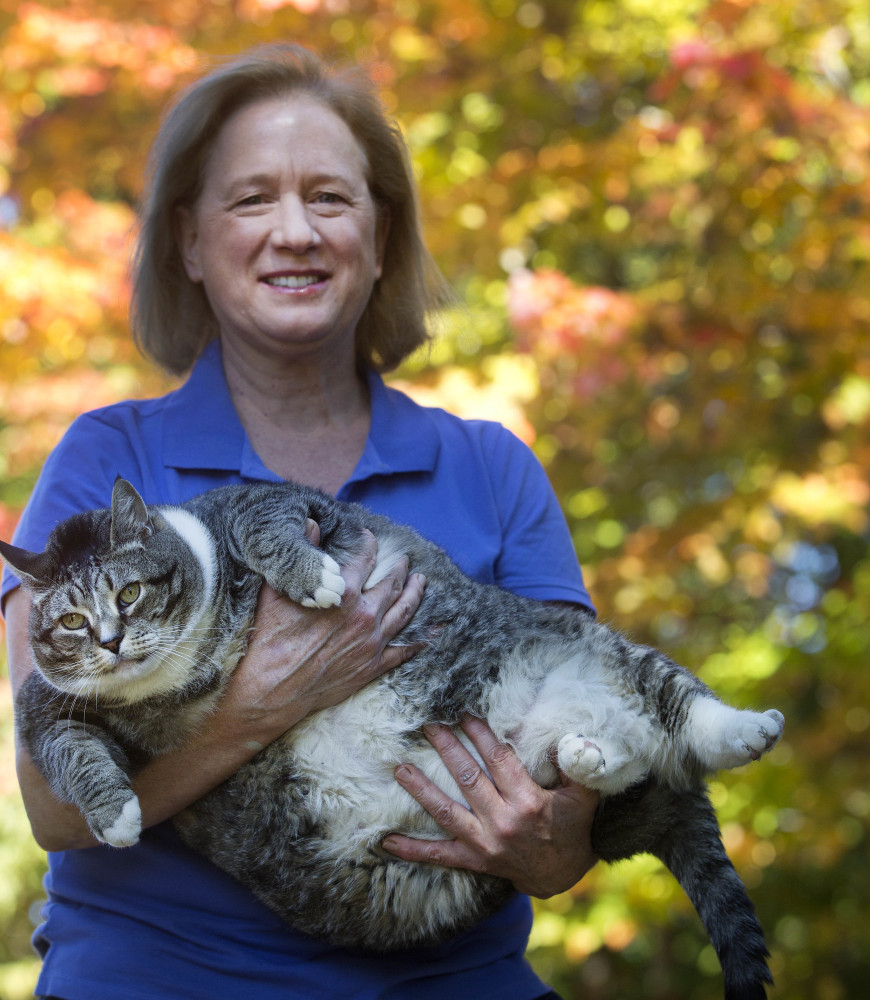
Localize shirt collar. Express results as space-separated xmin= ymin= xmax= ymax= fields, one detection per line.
xmin=161 ymin=339 xmax=440 ymax=485
xmin=161 ymin=340 xmax=249 ymax=473
xmin=346 ymin=369 xmax=440 ymax=486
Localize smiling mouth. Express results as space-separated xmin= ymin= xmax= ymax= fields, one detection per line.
xmin=262 ymin=274 xmax=325 ymax=289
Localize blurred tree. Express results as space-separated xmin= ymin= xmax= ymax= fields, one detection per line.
xmin=1 ymin=1 xmax=868 ymax=998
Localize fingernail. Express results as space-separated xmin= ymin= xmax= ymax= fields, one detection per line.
xmin=423 ymin=723 xmax=442 ymax=738
xmin=382 ymin=835 xmax=399 ymax=851
xmin=394 ymin=764 xmax=412 ymax=781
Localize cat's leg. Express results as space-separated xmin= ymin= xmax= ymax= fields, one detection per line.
xmin=556 ymin=699 xmax=784 ymax=789
xmin=687 ymin=697 xmax=784 ymax=770
xmin=30 ymin=722 xmax=141 ymax=846
xmin=239 ymin=531 xmax=346 ymax=609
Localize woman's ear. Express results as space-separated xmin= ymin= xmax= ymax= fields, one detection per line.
xmin=175 ymin=205 xmax=203 ymax=284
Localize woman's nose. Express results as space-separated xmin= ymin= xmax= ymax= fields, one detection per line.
xmin=271 ymin=196 xmax=320 ymax=251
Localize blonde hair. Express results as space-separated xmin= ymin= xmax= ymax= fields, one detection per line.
xmin=131 ymin=43 xmax=449 ymax=375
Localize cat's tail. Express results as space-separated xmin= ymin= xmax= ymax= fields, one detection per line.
xmin=592 ymin=778 xmax=772 ymax=1000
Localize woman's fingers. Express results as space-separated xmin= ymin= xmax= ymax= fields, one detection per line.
xmin=384 ymin=761 xmax=487 ymax=871
xmin=456 ymin=716 xmax=538 ymax=798
xmin=384 ymin=717 xmax=600 ymax=897
xmin=380 ymin=570 xmax=426 ymax=636
xmin=419 ymin=722 xmax=501 ymax=807
xmin=396 ymin=754 xmax=479 ymax=837
xmin=382 ymin=824 xmax=485 ymax=872
xmin=325 ymin=529 xmax=426 ymax=666
xmin=335 ymin=529 xmax=381 ymax=595
xmin=329 ymin=528 xmax=425 ymax=639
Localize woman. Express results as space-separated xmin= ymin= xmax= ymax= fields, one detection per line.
xmin=3 ymin=44 xmax=598 ymax=999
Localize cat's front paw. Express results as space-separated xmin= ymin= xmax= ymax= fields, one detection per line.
xmin=300 ymin=554 xmax=346 ymax=609
xmin=94 ymin=794 xmax=142 ymax=848
xmin=557 ymin=734 xmax=606 ymax=784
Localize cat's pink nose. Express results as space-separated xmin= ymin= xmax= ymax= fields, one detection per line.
xmin=100 ymin=635 xmax=123 ymax=655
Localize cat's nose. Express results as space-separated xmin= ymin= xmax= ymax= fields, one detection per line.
xmin=100 ymin=635 xmax=123 ymax=655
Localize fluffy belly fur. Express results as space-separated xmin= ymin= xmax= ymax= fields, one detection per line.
xmin=175 ymin=684 xmax=516 ymax=949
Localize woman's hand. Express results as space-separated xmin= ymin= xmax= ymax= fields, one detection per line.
xmin=382 ymin=716 xmax=599 ymax=898
xmin=217 ymin=525 xmax=426 ymax=748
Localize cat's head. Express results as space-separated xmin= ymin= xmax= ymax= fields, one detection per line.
xmin=1 ymin=478 xmax=211 ymax=703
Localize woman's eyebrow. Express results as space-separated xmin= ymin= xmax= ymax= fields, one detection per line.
xmin=218 ymin=173 xmax=274 ymax=197
xmin=216 ymin=169 xmax=363 ymax=200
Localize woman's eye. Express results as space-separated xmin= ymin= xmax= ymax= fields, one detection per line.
xmin=61 ymin=613 xmax=86 ymax=630
xmin=236 ymin=194 xmax=265 ymax=208
xmin=118 ymin=582 xmax=141 ymax=608
xmin=315 ymin=191 xmax=344 ymax=205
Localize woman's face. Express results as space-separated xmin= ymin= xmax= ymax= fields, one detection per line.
xmin=178 ymin=95 xmax=387 ymax=367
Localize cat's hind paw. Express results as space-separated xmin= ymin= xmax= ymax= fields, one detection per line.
xmin=300 ymin=554 xmax=346 ymax=609
xmin=557 ymin=734 xmax=606 ymax=784
xmin=739 ymin=708 xmax=785 ymax=761
xmin=96 ymin=794 xmax=142 ymax=848
xmin=691 ymin=700 xmax=785 ymax=770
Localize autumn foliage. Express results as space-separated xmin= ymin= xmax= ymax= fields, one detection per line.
xmin=1 ymin=2 xmax=869 ymax=998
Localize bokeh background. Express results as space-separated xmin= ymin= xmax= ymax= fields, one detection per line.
xmin=1 ymin=1 xmax=868 ymax=997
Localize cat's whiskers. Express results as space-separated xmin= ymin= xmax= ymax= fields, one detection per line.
xmin=142 ymin=638 xmax=230 ymax=682
xmin=53 ymin=675 xmax=90 ymax=734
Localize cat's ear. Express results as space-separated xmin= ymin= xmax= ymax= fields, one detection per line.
xmin=110 ymin=478 xmax=153 ymax=549
xmin=0 ymin=539 xmax=54 ymax=588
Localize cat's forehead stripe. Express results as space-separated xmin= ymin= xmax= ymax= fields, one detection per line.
xmin=113 ymin=541 xmax=145 ymax=555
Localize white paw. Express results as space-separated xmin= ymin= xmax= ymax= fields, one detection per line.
xmin=692 ymin=700 xmax=785 ymax=770
xmin=737 ymin=709 xmax=785 ymax=761
xmin=98 ymin=795 xmax=142 ymax=848
xmin=557 ymin=734 xmax=606 ymax=783
xmin=301 ymin=555 xmax=346 ymax=609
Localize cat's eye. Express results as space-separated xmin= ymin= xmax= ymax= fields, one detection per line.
xmin=118 ymin=582 xmax=141 ymax=608
xmin=60 ymin=612 xmax=86 ymax=630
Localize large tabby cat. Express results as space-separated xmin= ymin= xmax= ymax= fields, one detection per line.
xmin=2 ymin=479 xmax=783 ymax=1000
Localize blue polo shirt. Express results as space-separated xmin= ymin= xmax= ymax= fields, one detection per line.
xmin=3 ymin=341 xmax=592 ymax=1000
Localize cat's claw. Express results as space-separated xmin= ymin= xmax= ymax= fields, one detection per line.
xmin=300 ymin=554 xmax=346 ymax=609
xmin=557 ymin=734 xmax=606 ymax=783
xmin=97 ymin=794 xmax=142 ymax=848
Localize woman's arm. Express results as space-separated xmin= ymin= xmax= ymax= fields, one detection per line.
xmin=383 ymin=716 xmax=599 ymax=897
xmin=7 ymin=529 xmax=425 ymax=853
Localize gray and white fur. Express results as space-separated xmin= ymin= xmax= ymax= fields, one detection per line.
xmin=2 ymin=479 xmax=784 ymax=1000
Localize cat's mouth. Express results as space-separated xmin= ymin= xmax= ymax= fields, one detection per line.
xmin=105 ymin=654 xmax=153 ymax=676
xmin=86 ymin=653 xmax=173 ymax=702
xmin=91 ymin=652 xmax=155 ymax=686
xmin=108 ymin=657 xmax=142 ymax=671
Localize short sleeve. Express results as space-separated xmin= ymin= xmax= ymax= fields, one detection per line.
xmin=479 ymin=423 xmax=594 ymax=613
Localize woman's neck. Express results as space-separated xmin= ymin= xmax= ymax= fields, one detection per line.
xmin=220 ymin=338 xmax=372 ymax=494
